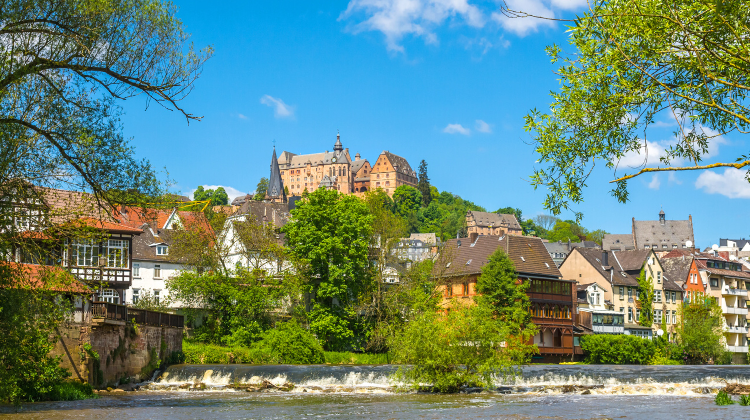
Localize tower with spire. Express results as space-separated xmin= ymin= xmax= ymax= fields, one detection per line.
xmin=266 ymin=146 xmax=286 ymax=203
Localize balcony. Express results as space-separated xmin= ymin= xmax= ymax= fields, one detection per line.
xmin=726 ymin=325 xmax=750 ymax=335
xmin=725 ymin=307 xmax=749 ymax=315
xmin=727 ymin=345 xmax=749 ymax=353
xmin=723 ymin=287 xmax=748 ymax=297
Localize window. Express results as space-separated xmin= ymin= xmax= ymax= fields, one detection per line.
xmin=671 ymin=291 xmax=676 ymax=303
xmin=657 ymin=271 xmax=662 ymax=283
xmin=101 ymin=289 xmax=119 ymax=304
xmin=672 ymin=310 xmax=677 ymax=324
xmin=107 ymin=239 xmax=129 ymax=268
xmin=662 ymin=245 xmax=668 ymax=249
xmin=133 ymin=263 xmax=140 ymax=278
xmin=132 ymin=288 xmax=140 ymax=304
xmin=619 ymin=286 xmax=624 ymax=300
xmin=628 ymin=288 xmax=633 ymax=299
xmin=463 ymin=283 xmax=469 ymax=295
xmin=153 ymin=290 xmax=160 ymax=304
xmin=73 ymin=239 xmax=99 ymax=267
xmin=154 ymin=264 xmax=162 ymax=279
xmin=645 ymin=245 xmax=650 ymax=249
xmin=628 ymin=307 xmax=633 ymax=323
xmin=710 ymin=277 xmax=719 ymax=288
xmin=655 ymin=290 xmax=662 ymax=303
xmin=654 ymin=309 xmax=662 ymax=324
xmin=156 ymin=245 xmax=169 ymax=255
xmin=636 ymin=309 xmax=641 ymax=321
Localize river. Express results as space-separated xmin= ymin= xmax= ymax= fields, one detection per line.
xmin=2 ymin=365 xmax=750 ymax=419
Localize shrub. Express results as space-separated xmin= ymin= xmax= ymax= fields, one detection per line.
xmin=324 ymin=352 xmax=389 ymax=365
xmin=580 ymin=334 xmax=657 ymax=364
xmin=740 ymin=395 xmax=750 ymax=406
xmin=252 ymin=321 xmax=325 ymax=364
xmin=716 ymin=390 xmax=734 ymax=405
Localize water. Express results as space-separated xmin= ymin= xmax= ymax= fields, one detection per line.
xmin=3 ymin=365 xmax=750 ymax=419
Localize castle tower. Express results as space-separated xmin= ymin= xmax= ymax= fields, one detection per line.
xmin=266 ymin=146 xmax=286 ymax=203
xmin=333 ymin=132 xmax=343 ymax=159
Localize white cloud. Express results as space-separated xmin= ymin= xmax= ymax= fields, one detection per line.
xmin=648 ymin=174 xmax=660 ymax=190
xmin=191 ymin=185 xmax=246 ymax=202
xmin=260 ymin=95 xmax=295 ymax=119
xmin=340 ymin=0 xmax=484 ymax=52
xmin=491 ymin=0 xmax=556 ymax=36
xmin=616 ymin=127 xmax=727 ymax=169
xmin=238 ymin=113 xmax=248 ymax=120
xmin=548 ymin=0 xmax=588 ymax=10
xmin=695 ymin=169 xmax=750 ymax=199
xmin=443 ymin=123 xmax=471 ymax=135
xmin=475 ymin=119 xmax=492 ymax=133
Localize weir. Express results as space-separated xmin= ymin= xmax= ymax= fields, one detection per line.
xmin=149 ymin=364 xmax=750 ymax=395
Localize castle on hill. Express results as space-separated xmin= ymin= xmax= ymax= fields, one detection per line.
xmin=266 ymin=133 xmax=417 ymax=202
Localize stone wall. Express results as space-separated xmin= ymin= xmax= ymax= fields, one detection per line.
xmin=52 ymin=321 xmax=182 ymax=388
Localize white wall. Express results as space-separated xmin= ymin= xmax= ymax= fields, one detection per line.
xmin=125 ymin=260 xmax=183 ymax=308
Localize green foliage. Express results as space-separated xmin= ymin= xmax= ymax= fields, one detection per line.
xmin=167 ymin=351 xmax=186 ymax=365
xmin=324 ymin=352 xmax=390 ymax=365
xmin=282 ymin=188 xmax=373 ymax=351
xmin=193 ymin=186 xmax=229 ymax=206
xmin=739 ymin=394 xmax=750 ymax=406
xmin=415 ymin=190 xmax=485 ymax=240
xmin=390 ymin=303 xmax=527 ymax=393
xmin=131 ymin=289 xmax=169 ymax=312
xmin=547 ymin=220 xmax=581 ymax=243
xmin=495 ymin=207 xmax=522 ymax=222
xmin=252 ymin=321 xmax=325 ymax=364
xmin=525 ymin=0 xmax=750 ymax=217
xmin=675 ymin=300 xmax=726 ymax=364
xmin=40 ymin=381 xmax=97 ymax=402
xmin=637 ymin=267 xmax=655 ymax=327
xmin=476 ymin=249 xmax=535 ymax=337
xmin=254 ymin=177 xmax=269 ymax=200
xmin=716 ymin=391 xmax=735 ymax=406
xmin=417 ymin=160 xmax=431 ymax=207
xmin=580 ymin=335 xmax=658 ymax=365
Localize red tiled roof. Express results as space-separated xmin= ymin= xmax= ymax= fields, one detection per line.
xmin=72 ymin=218 xmax=144 ymax=234
xmin=0 ymin=263 xmax=91 ymax=294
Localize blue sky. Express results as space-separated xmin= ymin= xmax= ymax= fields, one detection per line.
xmin=119 ymin=0 xmax=749 ymax=248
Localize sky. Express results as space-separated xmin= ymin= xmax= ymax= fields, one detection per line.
xmin=118 ymin=0 xmax=749 ymax=249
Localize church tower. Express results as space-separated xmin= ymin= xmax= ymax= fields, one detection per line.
xmin=333 ymin=132 xmax=343 ymax=160
xmin=266 ymin=146 xmax=286 ymax=203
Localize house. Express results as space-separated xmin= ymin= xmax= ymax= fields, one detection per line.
xmin=677 ymin=249 xmax=750 ymax=363
xmin=220 ymin=200 xmax=290 ymax=273
xmin=435 ymin=234 xmax=578 ymax=362
xmin=559 ymin=248 xmax=682 ymax=339
xmin=394 ymin=233 xmax=439 ymax=265
xmin=465 ymin=211 xmax=523 ymax=237
xmin=714 ymin=239 xmax=750 ymax=260
xmin=602 ymin=210 xmax=695 ymax=253
xmin=660 ymin=251 xmax=706 ymax=303
xmin=576 ymin=283 xmax=624 ymax=335
xmin=544 ymin=240 xmax=600 ymax=267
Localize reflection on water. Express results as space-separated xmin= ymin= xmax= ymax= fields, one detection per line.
xmin=3 ymin=365 xmax=750 ymax=419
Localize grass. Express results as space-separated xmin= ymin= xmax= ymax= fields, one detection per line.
xmin=43 ymin=381 xmax=97 ymax=402
xmin=182 ymin=340 xmax=390 ymax=365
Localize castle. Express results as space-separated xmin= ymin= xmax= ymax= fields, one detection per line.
xmin=266 ymin=133 xmax=418 ymax=201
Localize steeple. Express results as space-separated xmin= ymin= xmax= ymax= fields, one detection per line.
xmin=267 ymin=146 xmax=286 ymax=203
xmin=334 ymin=131 xmax=343 ymax=155
xmin=659 ymin=208 xmax=665 ymax=224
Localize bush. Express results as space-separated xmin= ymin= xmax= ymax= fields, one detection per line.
xmin=580 ymin=335 xmax=658 ymax=364
xmin=716 ymin=390 xmax=734 ymax=405
xmin=44 ymin=381 xmax=97 ymax=401
xmin=182 ymin=341 xmax=257 ymax=364
xmin=252 ymin=321 xmax=325 ymax=364
xmin=324 ymin=352 xmax=390 ymax=365
xmin=740 ymin=395 xmax=750 ymax=406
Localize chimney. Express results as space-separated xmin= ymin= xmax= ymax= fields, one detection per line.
xmin=355 ymin=153 xmax=361 ymax=161
xmin=602 ymin=251 xmax=609 ymax=266
xmin=457 ymin=240 xmax=462 ymax=248
xmin=470 ymin=232 xmax=479 ymax=244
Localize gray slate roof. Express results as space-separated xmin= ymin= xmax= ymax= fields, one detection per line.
xmin=720 ymin=239 xmax=750 ymax=249
xmin=660 ymin=256 xmax=692 ymax=287
xmin=467 ymin=211 xmax=522 ymax=230
xmin=267 ymin=147 xmax=285 ymax=200
xmin=351 ymin=159 xmax=368 ymax=174
xmin=602 ymin=234 xmax=635 ymax=251
xmin=381 ymin=151 xmax=416 ymax=177
xmin=633 ymin=214 xmax=694 ymax=249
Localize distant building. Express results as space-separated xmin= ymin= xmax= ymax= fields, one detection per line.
xmin=576 ymin=283 xmax=624 ymax=335
xmin=602 ymin=209 xmax=695 ymax=253
xmin=714 ymin=239 xmax=750 ymax=260
xmin=394 ymin=233 xmax=439 ymax=264
xmin=465 ymin=211 xmax=522 ymax=237
xmin=544 ymin=240 xmax=600 ymax=267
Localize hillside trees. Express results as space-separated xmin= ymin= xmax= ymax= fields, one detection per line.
xmin=282 ymin=188 xmax=373 ymax=350
xmin=254 ymin=178 xmax=269 ymax=201
xmin=524 ymin=0 xmax=750 ymax=217
xmin=417 ymin=160 xmax=431 ymax=207
xmin=193 ymin=186 xmax=229 ymax=206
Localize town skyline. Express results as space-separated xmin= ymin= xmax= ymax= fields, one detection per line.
xmin=117 ymin=1 xmax=748 ymax=256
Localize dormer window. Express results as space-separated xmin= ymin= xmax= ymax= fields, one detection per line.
xmin=156 ymin=245 xmax=169 ymax=256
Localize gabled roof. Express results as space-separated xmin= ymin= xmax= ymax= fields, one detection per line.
xmin=602 ymin=234 xmax=635 ymax=250
xmin=467 ymin=211 xmax=522 ymax=231
xmin=374 ymin=151 xmax=416 ymax=177
xmin=570 ymin=248 xmax=651 ymax=287
xmin=1 ymin=263 xmax=91 ymax=294
xmin=633 ymin=214 xmax=694 ymax=248
xmin=659 ymin=256 xmax=692 ymax=286
xmin=437 ymin=235 xmax=561 ymax=279
xmin=232 ymin=200 xmax=290 ymax=228
xmin=351 ymin=159 xmax=368 ymax=175
xmin=70 ymin=218 xmax=143 ymax=234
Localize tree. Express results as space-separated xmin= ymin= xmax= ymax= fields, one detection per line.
xmin=524 ymin=0 xmax=750 ymax=217
xmin=637 ymin=266 xmax=655 ymax=327
xmin=533 ymin=215 xmax=558 ymax=233
xmin=193 ymin=186 xmax=229 ymax=206
xmin=417 ymin=160 xmax=431 ymax=207
xmin=131 ymin=289 xmax=168 ymax=312
xmin=392 ymin=185 xmax=422 ymax=217
xmin=496 ymin=207 xmax=522 ymax=222
xmin=254 ymin=177 xmax=269 ymax=201
xmin=675 ymin=298 xmax=727 ymax=364
xmin=282 ymin=188 xmax=373 ymax=350
xmin=476 ymin=249 xmax=536 ymax=338
xmin=0 ymin=0 xmax=209 ymax=403
xmin=547 ymin=220 xmax=582 ymax=243
xmin=588 ymin=229 xmax=609 ymax=246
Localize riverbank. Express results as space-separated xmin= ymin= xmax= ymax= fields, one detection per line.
xmin=182 ymin=341 xmax=389 ymax=365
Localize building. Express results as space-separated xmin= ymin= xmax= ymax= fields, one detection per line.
xmin=559 ymin=248 xmax=682 ymax=339
xmin=394 ymin=233 xmax=439 ymax=264
xmin=274 ymin=133 xmax=417 ymax=197
xmin=660 ymin=251 xmax=706 ymax=303
xmin=544 ymin=240 xmax=600 ymax=267
xmin=576 ymin=283 xmax=624 ymax=335
xmin=465 ymin=211 xmax=523 ymax=237
xmin=220 ymin=200 xmax=290 ymax=273
xmin=602 ymin=210 xmax=695 ymax=252
xmin=672 ymin=249 xmax=750 ymax=362
xmin=435 ymin=234 xmax=578 ymax=362
xmin=714 ymin=239 xmax=750 ymax=260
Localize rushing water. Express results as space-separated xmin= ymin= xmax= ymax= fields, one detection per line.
xmin=4 ymin=365 xmax=750 ymax=419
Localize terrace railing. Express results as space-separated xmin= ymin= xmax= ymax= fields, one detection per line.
xmin=91 ymin=301 xmax=183 ymax=328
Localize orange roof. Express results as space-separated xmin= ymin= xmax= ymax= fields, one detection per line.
xmin=0 ymin=263 xmax=91 ymax=294
xmin=72 ymin=218 xmax=143 ymax=234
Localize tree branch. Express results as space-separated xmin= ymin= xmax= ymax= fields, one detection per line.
xmin=610 ymin=160 xmax=750 ymax=183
